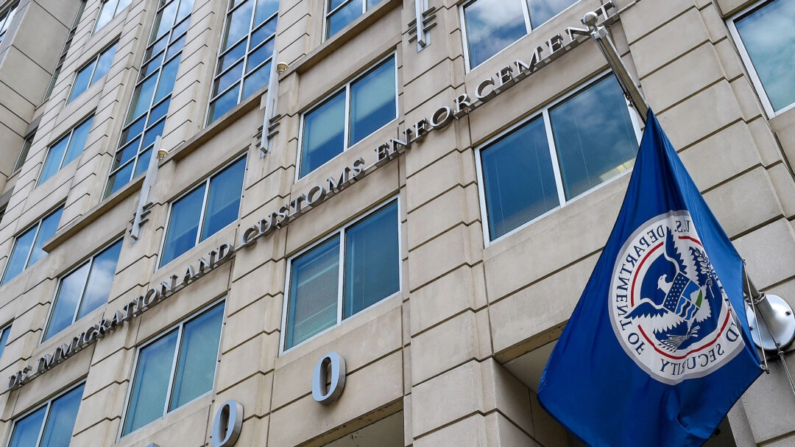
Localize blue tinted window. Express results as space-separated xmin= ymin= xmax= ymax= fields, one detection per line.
xmin=349 ymin=58 xmax=396 ymax=146
xmin=285 ymin=200 xmax=400 ymax=351
xmin=161 ymin=158 xmax=246 ymax=267
xmin=123 ymin=330 xmax=179 ymax=435
xmin=210 ymin=0 xmax=277 ymax=124
xmin=300 ymin=56 xmax=396 ymax=178
xmin=736 ymin=0 xmax=795 ymax=112
xmin=161 ymin=185 xmax=205 ymax=267
xmin=344 ymin=201 xmax=399 ymax=317
xmin=69 ymin=43 xmax=118 ymax=102
xmin=169 ymin=302 xmax=224 ymax=409
xmin=0 ymin=325 xmax=11 ymax=360
xmin=2 ymin=207 xmax=63 ymax=285
xmin=38 ymin=385 xmax=85 ymax=447
xmin=464 ymin=0 xmax=527 ymax=68
xmin=201 ymin=158 xmax=246 ymax=241
xmin=285 ymin=236 xmax=340 ymax=349
xmin=45 ymin=262 xmax=90 ymax=340
xmin=39 ymin=117 xmax=94 ymax=186
xmin=481 ymin=116 xmax=559 ymax=240
xmin=300 ymin=92 xmax=346 ymax=176
xmin=123 ymin=303 xmax=224 ymax=436
xmin=327 ymin=0 xmax=362 ymax=38
xmin=528 ymin=0 xmax=577 ymax=28
xmin=550 ymin=76 xmax=637 ymax=200
xmin=9 ymin=385 xmax=84 ymax=447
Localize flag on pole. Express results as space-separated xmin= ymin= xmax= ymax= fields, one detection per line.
xmin=537 ymin=110 xmax=762 ymax=447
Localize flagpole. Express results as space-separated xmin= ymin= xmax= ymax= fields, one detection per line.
xmin=582 ymin=11 xmax=795 ymax=394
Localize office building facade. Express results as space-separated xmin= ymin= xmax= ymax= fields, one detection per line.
xmin=0 ymin=0 xmax=793 ymax=445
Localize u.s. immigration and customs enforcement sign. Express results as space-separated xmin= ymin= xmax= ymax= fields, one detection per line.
xmin=608 ymin=211 xmax=746 ymax=384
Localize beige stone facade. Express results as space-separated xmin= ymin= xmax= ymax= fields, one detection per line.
xmin=0 ymin=0 xmax=792 ymax=446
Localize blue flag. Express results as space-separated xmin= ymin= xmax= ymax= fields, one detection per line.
xmin=537 ymin=110 xmax=762 ymax=447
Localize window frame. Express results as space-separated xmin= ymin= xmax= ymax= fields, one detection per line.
xmin=44 ymin=0 xmax=86 ymax=102
xmin=5 ymin=381 xmax=85 ymax=447
xmin=0 ymin=1 xmax=19 ymax=43
xmin=295 ymin=52 xmax=399 ymax=180
xmin=40 ymin=237 xmax=123 ymax=343
xmin=104 ymin=0 xmax=193 ymax=198
xmin=0 ymin=324 xmax=12 ymax=360
xmin=13 ymin=131 xmax=35 ymax=174
xmin=37 ymin=114 xmax=94 ymax=186
xmin=68 ymin=40 xmax=118 ymax=103
xmin=117 ymin=298 xmax=226 ymax=440
xmin=459 ymin=0 xmax=580 ymax=72
xmin=474 ymin=71 xmax=642 ymax=247
xmin=157 ymin=154 xmax=247 ymax=269
xmin=322 ymin=0 xmax=369 ymax=41
xmin=279 ymin=196 xmax=402 ymax=354
xmin=1 ymin=206 xmax=64 ymax=285
xmin=94 ymin=0 xmax=131 ymax=33
xmin=726 ymin=0 xmax=795 ymax=118
xmin=206 ymin=0 xmax=279 ymax=124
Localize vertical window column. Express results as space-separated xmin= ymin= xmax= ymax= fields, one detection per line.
xmin=105 ymin=0 xmax=195 ymax=197
xmin=208 ymin=0 xmax=279 ymax=123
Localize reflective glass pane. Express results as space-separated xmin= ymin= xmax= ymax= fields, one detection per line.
xmin=129 ymin=76 xmax=158 ymax=122
xmin=218 ymin=40 xmax=246 ymax=74
xmin=63 ymin=117 xmax=94 ymax=166
xmin=349 ymin=57 xmax=396 ymax=146
xmin=169 ymin=303 xmax=224 ymax=409
xmin=327 ymin=0 xmax=361 ymax=38
xmin=115 ymin=138 xmax=141 ymax=168
xmin=736 ymin=0 xmax=795 ymax=112
xmin=161 ymin=185 xmax=205 ymax=266
xmin=38 ymin=385 xmax=85 ymax=447
xmin=155 ymin=1 xmax=178 ymax=39
xmin=464 ymin=0 xmax=527 ymax=68
xmin=223 ymin=0 xmax=253 ymax=50
xmin=286 ymin=236 xmax=340 ymax=349
xmin=92 ymin=44 xmax=118 ymax=84
xmin=69 ymin=63 xmax=94 ymax=102
xmin=208 ymin=87 xmax=239 ymax=122
xmin=155 ymin=56 xmax=180 ymax=102
xmin=105 ymin=162 xmax=134 ymax=197
xmin=251 ymin=16 xmax=277 ymax=44
xmin=2 ymin=226 xmax=36 ymax=285
xmin=300 ymin=91 xmax=345 ymax=176
xmin=177 ymin=0 xmax=195 ymax=22
xmin=367 ymin=0 xmax=383 ymax=8
xmin=528 ymin=0 xmax=577 ymax=29
xmin=45 ymin=262 xmax=91 ymax=340
xmin=77 ymin=240 xmax=122 ymax=320
xmin=255 ymin=0 xmax=279 ymax=25
xmin=200 ymin=158 xmax=245 ymax=241
xmin=243 ymin=61 xmax=269 ymax=98
xmin=481 ymin=116 xmax=559 ymax=240
xmin=8 ymin=407 xmax=46 ymax=447
xmin=143 ymin=119 xmax=166 ymax=149
xmin=343 ymin=202 xmax=399 ymax=318
xmin=149 ymin=98 xmax=171 ymax=125
xmin=166 ymin=35 xmax=185 ymax=59
xmin=135 ymin=148 xmax=153 ymax=177
xmin=550 ymin=76 xmax=637 ymax=200
xmin=140 ymin=51 xmax=164 ymax=78
xmin=123 ymin=331 xmax=178 ymax=435
xmin=172 ymin=14 xmax=190 ymax=38
xmin=14 ymin=133 xmax=34 ymax=173
xmin=28 ymin=208 xmax=63 ymax=267
xmin=123 ymin=115 xmax=147 ymax=145
xmin=150 ymin=35 xmax=169 ymax=58
xmin=39 ymin=136 xmax=70 ymax=185
xmin=95 ymin=0 xmax=117 ymax=31
xmin=215 ymin=61 xmax=243 ymax=95
xmin=247 ymin=38 xmax=274 ymax=72
xmin=0 ymin=327 xmax=10 ymax=359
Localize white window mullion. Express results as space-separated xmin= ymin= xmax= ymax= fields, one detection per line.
xmin=343 ymin=84 xmax=351 ymax=149
xmin=520 ymin=0 xmax=533 ymax=33
xmin=69 ymin=257 xmax=94 ymax=325
xmin=32 ymin=402 xmax=51 ymax=447
xmin=195 ymin=178 xmax=212 ymax=246
xmin=337 ymin=229 xmax=345 ymax=325
xmin=162 ymin=325 xmax=183 ymax=416
xmin=21 ymin=221 xmax=43 ymax=270
xmin=542 ymin=109 xmax=567 ymax=208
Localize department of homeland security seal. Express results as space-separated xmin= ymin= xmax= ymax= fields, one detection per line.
xmin=608 ymin=211 xmax=746 ymax=384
